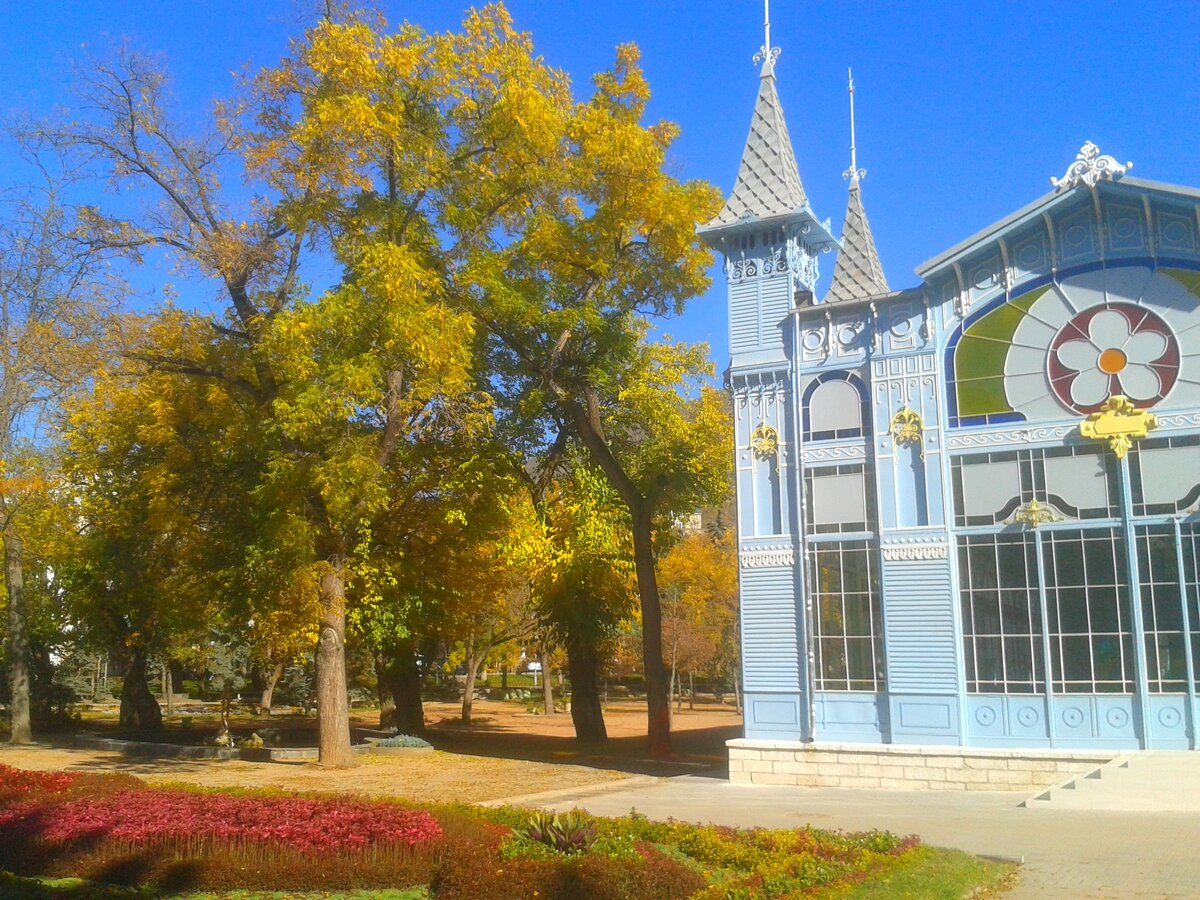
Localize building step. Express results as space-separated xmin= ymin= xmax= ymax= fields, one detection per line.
xmin=1021 ymin=751 xmax=1200 ymax=811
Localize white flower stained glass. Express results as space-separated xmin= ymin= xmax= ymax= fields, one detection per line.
xmin=1047 ymin=303 xmax=1180 ymax=413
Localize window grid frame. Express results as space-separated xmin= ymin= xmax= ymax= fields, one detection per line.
xmin=809 ymin=539 xmax=885 ymax=693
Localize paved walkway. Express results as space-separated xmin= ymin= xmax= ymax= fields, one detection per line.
xmin=538 ymin=775 xmax=1200 ymax=898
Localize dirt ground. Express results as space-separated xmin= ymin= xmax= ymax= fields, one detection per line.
xmin=0 ymin=699 xmax=742 ymax=805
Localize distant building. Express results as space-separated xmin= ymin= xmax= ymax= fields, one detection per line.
xmin=704 ymin=23 xmax=1200 ymax=753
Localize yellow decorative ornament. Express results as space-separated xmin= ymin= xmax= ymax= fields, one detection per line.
xmin=1011 ymin=499 xmax=1058 ymax=529
xmin=889 ymin=407 xmax=925 ymax=460
xmin=1078 ymin=395 xmax=1158 ymax=460
xmin=750 ymin=422 xmax=781 ymax=474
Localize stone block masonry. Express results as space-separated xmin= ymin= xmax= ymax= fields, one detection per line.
xmin=727 ymin=739 xmax=1118 ymax=792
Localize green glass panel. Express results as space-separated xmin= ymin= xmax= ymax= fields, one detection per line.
xmin=1163 ymin=268 xmax=1200 ymax=299
xmin=957 ymin=374 xmax=1009 ymax=417
xmin=952 ymin=287 xmax=1050 ymax=417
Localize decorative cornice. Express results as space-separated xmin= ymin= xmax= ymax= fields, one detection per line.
xmin=802 ymin=444 xmax=867 ymax=464
xmin=881 ymin=540 xmax=949 ymax=561
xmin=946 ymin=425 xmax=1074 ymax=450
xmin=740 ymin=547 xmax=795 ymax=568
xmin=1050 ymin=141 xmax=1132 ymax=192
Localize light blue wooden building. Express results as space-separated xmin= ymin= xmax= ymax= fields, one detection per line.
xmin=704 ymin=29 xmax=1200 ymax=754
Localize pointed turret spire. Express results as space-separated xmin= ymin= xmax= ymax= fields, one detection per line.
xmin=706 ymin=0 xmax=809 ymax=228
xmin=825 ymin=69 xmax=889 ymax=303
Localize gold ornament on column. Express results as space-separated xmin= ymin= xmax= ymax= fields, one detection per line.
xmin=750 ymin=422 xmax=781 ymax=474
xmin=889 ymin=407 xmax=925 ymax=460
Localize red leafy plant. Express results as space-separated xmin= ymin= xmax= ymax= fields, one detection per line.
xmin=0 ymin=787 xmax=442 ymax=852
xmin=0 ymin=764 xmax=77 ymax=800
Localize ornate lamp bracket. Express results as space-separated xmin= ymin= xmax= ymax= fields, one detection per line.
xmin=1078 ymin=395 xmax=1158 ymax=460
xmin=750 ymin=422 xmax=781 ymax=474
xmin=889 ymin=407 xmax=925 ymax=460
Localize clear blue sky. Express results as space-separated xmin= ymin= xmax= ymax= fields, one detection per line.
xmin=2 ymin=1 xmax=1197 ymax=365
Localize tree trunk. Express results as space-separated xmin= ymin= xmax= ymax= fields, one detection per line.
xmin=689 ymin=671 xmax=695 ymax=711
xmin=119 ymin=644 xmax=162 ymax=731
xmin=260 ymin=660 xmax=284 ymax=715
xmin=5 ymin=529 xmax=32 ymax=743
xmin=734 ymin=670 xmax=742 ymax=716
xmin=162 ymin=661 xmax=175 ymax=717
xmin=461 ymin=649 xmax=483 ymax=723
xmin=316 ymin=556 xmax=353 ymax=766
xmin=566 ymin=631 xmax=606 ymax=742
xmin=375 ymin=653 xmax=395 ymax=726
xmin=379 ymin=639 xmax=424 ymax=734
xmin=540 ymin=649 xmax=555 ymax=715
xmin=501 ymin=667 xmax=508 ymax=692
xmin=630 ymin=507 xmax=672 ymax=757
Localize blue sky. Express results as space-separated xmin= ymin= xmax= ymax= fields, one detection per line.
xmin=2 ymin=1 xmax=1198 ymax=366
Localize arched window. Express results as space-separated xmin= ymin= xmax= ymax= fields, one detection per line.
xmin=803 ymin=371 xmax=868 ymax=441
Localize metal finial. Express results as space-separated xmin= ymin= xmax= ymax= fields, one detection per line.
xmin=843 ymin=68 xmax=866 ymax=182
xmin=753 ymin=0 xmax=781 ymax=70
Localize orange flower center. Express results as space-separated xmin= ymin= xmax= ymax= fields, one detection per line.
xmin=1098 ymin=347 xmax=1128 ymax=374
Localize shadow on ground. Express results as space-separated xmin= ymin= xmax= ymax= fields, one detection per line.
xmin=425 ymin=718 xmax=740 ymax=778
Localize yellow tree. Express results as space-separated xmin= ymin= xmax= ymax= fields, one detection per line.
xmin=0 ymin=183 xmax=113 ymax=744
xmin=473 ymin=44 xmax=727 ymax=756
xmin=658 ymin=525 xmax=738 ymax=715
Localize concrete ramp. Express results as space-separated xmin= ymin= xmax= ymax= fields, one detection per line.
xmin=1021 ymin=750 xmax=1200 ymax=811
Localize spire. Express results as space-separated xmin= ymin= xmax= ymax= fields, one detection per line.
xmin=825 ymin=69 xmax=889 ymax=303
xmin=705 ymin=0 xmax=808 ymax=229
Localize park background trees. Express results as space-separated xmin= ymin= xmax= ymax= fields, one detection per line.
xmin=1 ymin=2 xmax=738 ymax=761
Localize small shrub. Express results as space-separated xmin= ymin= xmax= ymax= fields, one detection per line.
xmin=433 ymin=842 xmax=705 ymax=900
xmin=375 ymin=734 xmax=432 ymax=749
xmin=513 ymin=810 xmax=597 ymax=855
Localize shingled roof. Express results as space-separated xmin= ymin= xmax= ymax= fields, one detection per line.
xmin=707 ymin=68 xmax=809 ymax=228
xmin=825 ymin=176 xmax=889 ymax=303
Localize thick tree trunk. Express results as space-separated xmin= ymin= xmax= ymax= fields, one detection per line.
xmin=119 ymin=644 xmax=162 ymax=731
xmin=316 ymin=556 xmax=353 ymax=766
xmin=566 ymin=632 xmax=607 ymax=742
xmin=734 ymin=670 xmax=742 ymax=716
xmin=461 ymin=650 xmax=483 ymax=723
xmin=260 ymin=660 xmax=284 ymax=715
xmin=5 ymin=530 xmax=32 ymax=744
xmin=540 ymin=649 xmax=555 ymax=715
xmin=379 ymin=640 xmax=424 ymax=734
xmin=630 ymin=507 xmax=672 ymax=757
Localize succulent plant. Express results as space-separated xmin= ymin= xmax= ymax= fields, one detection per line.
xmin=515 ymin=810 xmax=597 ymax=854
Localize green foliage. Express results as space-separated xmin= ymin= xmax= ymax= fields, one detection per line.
xmin=510 ymin=811 xmax=598 ymax=855
xmin=374 ymin=734 xmax=432 ymax=749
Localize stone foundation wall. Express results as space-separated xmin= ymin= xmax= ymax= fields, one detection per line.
xmin=727 ymin=739 xmax=1119 ymax=792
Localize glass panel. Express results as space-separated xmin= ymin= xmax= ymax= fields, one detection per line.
xmin=1137 ymin=525 xmax=1191 ymax=692
xmin=959 ymin=533 xmax=1043 ymax=693
xmin=1043 ymin=447 xmax=1114 ymax=518
xmin=1043 ymin=529 xmax=1134 ymax=694
xmin=1138 ymin=444 xmax=1200 ymax=507
xmin=810 ymin=539 xmax=883 ymax=692
xmin=806 ymin=464 xmax=875 ymax=534
xmin=958 ymin=455 xmax=1021 ymax=524
xmin=807 ymin=379 xmax=862 ymax=438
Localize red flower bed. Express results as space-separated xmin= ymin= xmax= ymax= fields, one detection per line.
xmin=0 ymin=787 xmax=442 ymax=853
xmin=0 ymin=764 xmax=77 ymax=798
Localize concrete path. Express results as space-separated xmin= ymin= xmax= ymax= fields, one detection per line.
xmin=538 ymin=774 xmax=1200 ymax=898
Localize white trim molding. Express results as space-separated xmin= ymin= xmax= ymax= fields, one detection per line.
xmin=881 ymin=540 xmax=950 ymax=561
xmin=740 ymin=547 xmax=796 ymax=568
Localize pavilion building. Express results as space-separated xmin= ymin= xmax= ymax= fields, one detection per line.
xmin=702 ymin=19 xmax=1200 ymax=784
